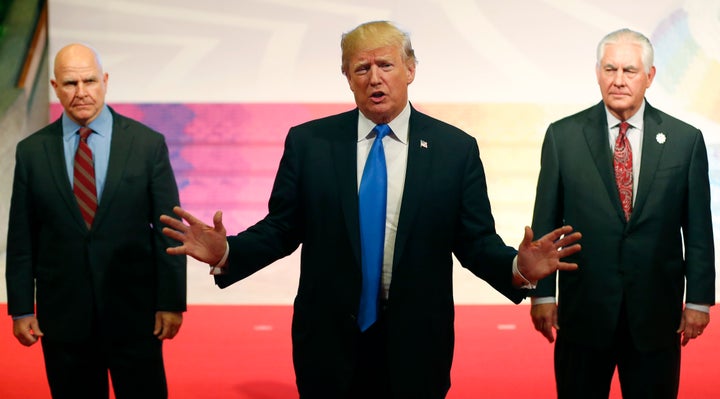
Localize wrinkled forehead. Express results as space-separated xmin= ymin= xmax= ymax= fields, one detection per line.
xmin=54 ymin=64 xmax=103 ymax=83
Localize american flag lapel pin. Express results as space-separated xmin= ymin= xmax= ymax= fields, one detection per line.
xmin=420 ymin=139 xmax=428 ymax=149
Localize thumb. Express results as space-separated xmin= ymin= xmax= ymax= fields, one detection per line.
xmin=676 ymin=318 xmax=686 ymax=333
xmin=521 ymin=226 xmax=534 ymax=247
xmin=31 ymin=320 xmax=44 ymax=337
xmin=213 ymin=210 xmax=224 ymax=231
xmin=153 ymin=314 xmax=162 ymax=336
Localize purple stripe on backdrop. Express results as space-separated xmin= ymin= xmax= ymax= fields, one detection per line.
xmin=50 ymin=103 xmax=354 ymax=231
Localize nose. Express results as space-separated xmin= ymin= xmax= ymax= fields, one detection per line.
xmin=368 ymin=65 xmax=381 ymax=85
xmin=76 ymin=82 xmax=87 ymax=97
xmin=612 ymin=70 xmax=624 ymax=86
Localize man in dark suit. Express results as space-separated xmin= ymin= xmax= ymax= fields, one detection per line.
xmin=530 ymin=28 xmax=715 ymax=399
xmin=5 ymin=43 xmax=187 ymax=398
xmin=160 ymin=21 xmax=580 ymax=399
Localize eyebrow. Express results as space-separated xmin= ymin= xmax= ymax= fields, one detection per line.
xmin=603 ymin=63 xmax=639 ymax=70
xmin=62 ymin=75 xmax=98 ymax=84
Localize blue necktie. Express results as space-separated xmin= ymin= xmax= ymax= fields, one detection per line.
xmin=358 ymin=124 xmax=390 ymax=332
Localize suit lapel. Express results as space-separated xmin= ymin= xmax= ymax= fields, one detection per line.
xmin=584 ymin=102 xmax=627 ymax=222
xmin=44 ymin=119 xmax=88 ymax=231
xmin=91 ymin=110 xmax=135 ymax=229
xmin=392 ymin=107 xmax=433 ymax=270
xmin=631 ymin=102 xmax=665 ymax=222
xmin=331 ymin=109 xmax=363 ymax=265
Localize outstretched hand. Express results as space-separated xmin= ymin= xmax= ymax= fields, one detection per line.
xmin=517 ymin=225 xmax=581 ymax=282
xmin=160 ymin=206 xmax=228 ymax=265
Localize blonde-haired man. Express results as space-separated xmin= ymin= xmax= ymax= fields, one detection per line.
xmin=162 ymin=21 xmax=580 ymax=398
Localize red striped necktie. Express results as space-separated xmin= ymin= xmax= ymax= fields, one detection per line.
xmin=73 ymin=127 xmax=97 ymax=229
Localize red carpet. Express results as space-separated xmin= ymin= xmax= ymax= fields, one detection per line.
xmin=1 ymin=304 xmax=718 ymax=398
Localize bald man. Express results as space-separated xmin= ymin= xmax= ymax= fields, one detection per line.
xmin=6 ymin=44 xmax=186 ymax=398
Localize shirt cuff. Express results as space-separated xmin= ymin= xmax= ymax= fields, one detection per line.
xmin=531 ymin=296 xmax=556 ymax=305
xmin=209 ymin=241 xmax=230 ymax=275
xmin=512 ymin=256 xmax=537 ymax=289
xmin=529 ymin=300 xmax=710 ymax=311
xmin=685 ymin=303 xmax=711 ymax=313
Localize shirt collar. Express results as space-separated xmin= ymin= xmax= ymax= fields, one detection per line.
xmin=62 ymin=105 xmax=113 ymax=142
xmin=357 ymin=102 xmax=411 ymax=144
xmin=605 ymin=100 xmax=646 ymax=131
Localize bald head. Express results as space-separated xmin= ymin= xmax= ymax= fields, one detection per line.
xmin=54 ymin=44 xmax=104 ymax=78
xmin=51 ymin=43 xmax=108 ymax=126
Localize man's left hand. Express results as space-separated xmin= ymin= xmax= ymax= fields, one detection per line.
xmin=677 ymin=308 xmax=710 ymax=346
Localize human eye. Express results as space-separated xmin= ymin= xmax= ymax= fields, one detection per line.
xmin=623 ymin=67 xmax=638 ymax=76
xmin=354 ymin=65 xmax=369 ymax=75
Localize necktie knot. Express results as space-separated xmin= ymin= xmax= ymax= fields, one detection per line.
xmin=78 ymin=127 xmax=93 ymax=141
xmin=373 ymin=124 xmax=390 ymax=141
xmin=618 ymin=121 xmax=630 ymax=137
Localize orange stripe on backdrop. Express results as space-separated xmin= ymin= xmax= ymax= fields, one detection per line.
xmin=2 ymin=305 xmax=718 ymax=398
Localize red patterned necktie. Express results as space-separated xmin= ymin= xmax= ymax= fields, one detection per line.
xmin=74 ymin=127 xmax=97 ymax=229
xmin=613 ymin=121 xmax=632 ymax=221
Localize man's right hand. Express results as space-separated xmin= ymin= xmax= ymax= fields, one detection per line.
xmin=531 ymin=302 xmax=558 ymax=343
xmin=160 ymin=206 xmax=228 ymax=265
xmin=13 ymin=316 xmax=43 ymax=347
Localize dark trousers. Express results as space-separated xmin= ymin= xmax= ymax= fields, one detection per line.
xmin=349 ymin=305 xmax=392 ymax=399
xmin=41 ymin=334 xmax=167 ymax=399
xmin=555 ymin=304 xmax=680 ymax=399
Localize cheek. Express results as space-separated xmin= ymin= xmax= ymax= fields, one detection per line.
xmin=350 ymin=78 xmax=368 ymax=94
xmin=57 ymin=92 xmax=73 ymax=104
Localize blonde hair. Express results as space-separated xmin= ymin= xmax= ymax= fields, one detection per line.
xmin=340 ymin=21 xmax=416 ymax=75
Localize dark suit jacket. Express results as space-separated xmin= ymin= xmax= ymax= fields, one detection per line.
xmin=6 ymin=107 xmax=187 ymax=343
xmin=532 ymin=100 xmax=715 ymax=351
xmin=215 ymin=105 xmax=526 ymax=397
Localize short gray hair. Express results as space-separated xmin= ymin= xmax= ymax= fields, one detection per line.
xmin=596 ymin=28 xmax=654 ymax=73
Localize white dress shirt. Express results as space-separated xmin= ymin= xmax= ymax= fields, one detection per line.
xmin=356 ymin=104 xmax=410 ymax=300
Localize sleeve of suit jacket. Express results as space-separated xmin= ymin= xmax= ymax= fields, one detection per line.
xmin=149 ymin=130 xmax=188 ymax=311
xmin=530 ymin=123 xmax=564 ymax=298
xmin=683 ymin=131 xmax=715 ymax=305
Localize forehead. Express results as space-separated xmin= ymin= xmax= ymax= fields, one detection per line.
xmin=601 ymin=42 xmax=644 ymax=64
xmin=54 ymin=49 xmax=102 ymax=78
xmin=55 ymin=63 xmax=100 ymax=77
xmin=351 ymin=45 xmax=402 ymax=63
